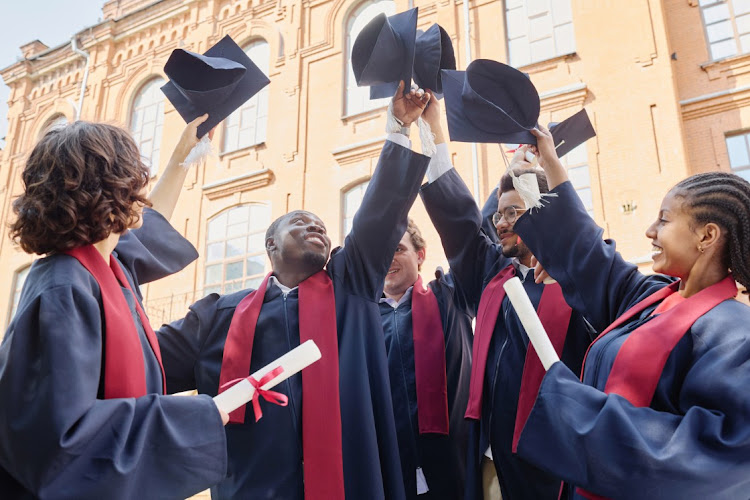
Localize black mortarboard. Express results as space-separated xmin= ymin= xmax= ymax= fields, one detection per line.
xmin=161 ymin=35 xmax=270 ymax=138
xmin=442 ymin=59 xmax=596 ymax=153
xmin=351 ymin=8 xmax=418 ymax=99
xmin=413 ymin=23 xmax=456 ymax=96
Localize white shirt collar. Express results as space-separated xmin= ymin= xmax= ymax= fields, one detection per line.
xmin=380 ymin=286 xmax=414 ymax=309
xmin=268 ymin=275 xmax=298 ymax=295
xmin=512 ymin=258 xmax=532 ymax=281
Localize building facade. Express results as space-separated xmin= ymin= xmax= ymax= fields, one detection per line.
xmin=1 ymin=0 xmax=747 ymax=334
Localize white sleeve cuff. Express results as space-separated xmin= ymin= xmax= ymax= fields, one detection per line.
xmin=427 ymin=143 xmax=452 ymax=183
xmin=387 ymin=132 xmax=412 ymax=150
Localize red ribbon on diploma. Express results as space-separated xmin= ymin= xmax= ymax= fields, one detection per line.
xmin=219 ymin=365 xmax=289 ymax=421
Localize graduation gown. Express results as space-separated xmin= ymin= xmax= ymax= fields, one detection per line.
xmin=0 ymin=208 xmax=228 ymax=500
xmin=379 ymin=268 xmax=473 ymax=499
xmin=513 ymin=181 xmax=750 ymax=500
xmin=420 ymin=169 xmax=594 ymax=500
xmin=157 ymin=141 xmax=429 ymax=500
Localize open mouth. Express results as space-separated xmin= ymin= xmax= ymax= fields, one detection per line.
xmin=305 ymin=234 xmax=328 ymax=248
xmin=651 ymin=244 xmax=663 ymax=258
xmin=387 ymin=268 xmax=400 ymax=275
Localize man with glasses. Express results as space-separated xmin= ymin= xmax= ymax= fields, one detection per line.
xmin=419 ymin=132 xmax=596 ymax=499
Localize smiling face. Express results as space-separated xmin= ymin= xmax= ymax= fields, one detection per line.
xmin=645 ymin=189 xmax=702 ymax=279
xmin=384 ymin=231 xmax=425 ymax=298
xmin=267 ymin=210 xmax=331 ymax=273
xmin=495 ymin=190 xmax=532 ymax=263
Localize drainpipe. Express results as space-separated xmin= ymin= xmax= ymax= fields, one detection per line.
xmin=461 ymin=0 xmax=480 ymax=203
xmin=70 ymin=36 xmax=90 ymax=121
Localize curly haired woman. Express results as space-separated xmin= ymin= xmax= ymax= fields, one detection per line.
xmin=0 ymin=116 xmax=229 ymax=499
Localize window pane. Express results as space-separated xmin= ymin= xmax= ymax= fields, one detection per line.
xmin=530 ymin=37 xmax=556 ymax=62
xmin=568 ymin=165 xmax=591 ymax=189
xmin=130 ymin=78 xmax=165 ymax=175
xmin=529 ymin=13 xmax=553 ymax=41
xmin=244 ymin=276 xmax=263 ymax=289
xmin=727 ymin=134 xmax=750 ymax=168
xmin=205 ymin=264 xmax=222 ymax=284
xmin=207 ymin=213 xmax=227 ymax=241
xmin=527 ymin=0 xmax=548 ymax=17
xmin=737 ymin=13 xmax=750 ymax=35
xmin=227 ymin=222 xmax=247 ymax=238
xmin=203 ymin=285 xmax=221 ymax=296
xmin=703 ymin=3 xmax=731 ymax=24
xmin=225 ymin=261 xmax=243 ymax=281
xmin=741 ymin=32 xmax=750 ymax=52
xmin=506 ymin=6 xmax=528 ymax=40
xmin=707 ymin=20 xmax=735 ymax=42
xmin=246 ymin=255 xmax=266 ymax=276
xmin=228 ymin=205 xmax=250 ymax=225
xmin=223 ymin=41 xmax=270 ymax=151
xmin=551 ymin=0 xmax=573 ymax=25
xmin=250 ymin=204 xmax=271 ymax=226
xmin=226 ymin=237 xmax=247 ymax=257
xmin=735 ymin=0 xmax=750 ymax=16
xmin=509 ymin=37 xmax=531 ymax=67
xmin=565 ymin=143 xmax=588 ymax=165
xmin=224 ymin=281 xmax=244 ymax=294
xmin=248 ymin=232 xmax=265 ymax=252
xmin=736 ymin=168 xmax=750 ymax=183
xmin=711 ymin=38 xmax=738 ymax=59
xmin=207 ymin=242 xmax=224 ymax=262
xmin=554 ymin=22 xmax=576 ymax=54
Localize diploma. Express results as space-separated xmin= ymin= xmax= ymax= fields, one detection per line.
xmin=503 ymin=277 xmax=559 ymax=370
xmin=213 ymin=339 xmax=322 ymax=414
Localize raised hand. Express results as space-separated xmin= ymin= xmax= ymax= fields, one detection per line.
xmin=392 ymin=80 xmax=431 ymax=127
xmin=172 ymin=114 xmax=211 ymax=163
xmin=530 ymin=125 xmax=568 ymax=190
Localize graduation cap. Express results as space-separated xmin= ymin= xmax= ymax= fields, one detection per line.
xmin=413 ymin=23 xmax=456 ymax=97
xmin=351 ymin=8 xmax=418 ymax=99
xmin=442 ymin=59 xmax=596 ymax=153
xmin=161 ymin=35 xmax=271 ymax=138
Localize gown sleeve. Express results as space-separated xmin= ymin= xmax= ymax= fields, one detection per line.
xmin=513 ymin=181 xmax=672 ymax=332
xmin=421 ymin=168 xmax=508 ymax=315
xmin=333 ymin=141 xmax=430 ymax=301
xmin=115 ymin=207 xmax=199 ymax=286
xmin=0 ymin=284 xmax=227 ymax=499
xmin=517 ymin=304 xmax=750 ymax=499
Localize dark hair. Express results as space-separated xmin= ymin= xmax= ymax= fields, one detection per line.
xmin=10 ymin=121 xmax=151 ymax=255
xmin=673 ymin=171 xmax=750 ymax=290
xmin=499 ymin=167 xmax=549 ymax=195
xmin=406 ymin=217 xmax=426 ymax=253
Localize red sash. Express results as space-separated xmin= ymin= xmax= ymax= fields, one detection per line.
xmin=411 ymin=276 xmax=449 ymax=435
xmin=65 ymin=245 xmax=166 ymax=398
xmin=576 ymin=275 xmax=737 ymax=500
xmin=465 ymin=264 xmax=573 ymax=433
xmin=217 ymin=271 xmax=345 ymax=500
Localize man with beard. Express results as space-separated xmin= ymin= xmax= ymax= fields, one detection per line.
xmin=156 ymin=81 xmax=430 ymax=500
xmin=420 ymin=137 xmax=596 ymax=499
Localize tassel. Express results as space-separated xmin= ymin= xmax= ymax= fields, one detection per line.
xmin=418 ymin=117 xmax=436 ymax=157
xmin=180 ymin=135 xmax=215 ymax=170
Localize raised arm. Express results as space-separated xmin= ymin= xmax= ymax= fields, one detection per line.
xmin=514 ymin=128 xmax=672 ymax=330
xmin=334 ymin=82 xmax=431 ymax=300
xmin=0 ymin=284 xmax=226 ymax=499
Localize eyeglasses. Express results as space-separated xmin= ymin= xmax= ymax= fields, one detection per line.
xmin=492 ymin=206 xmax=526 ymax=226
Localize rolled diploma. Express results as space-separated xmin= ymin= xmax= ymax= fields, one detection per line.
xmin=213 ymin=339 xmax=322 ymax=414
xmin=503 ymin=277 xmax=560 ymax=371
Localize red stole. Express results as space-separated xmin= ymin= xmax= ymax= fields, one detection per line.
xmin=575 ymin=275 xmax=737 ymax=500
xmin=465 ymin=263 xmax=573 ymax=445
xmin=411 ymin=276 xmax=449 ymax=435
xmin=217 ymin=271 xmax=345 ymax=500
xmin=65 ymin=245 xmax=166 ymax=398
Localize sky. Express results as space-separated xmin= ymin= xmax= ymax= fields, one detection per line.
xmin=0 ymin=0 xmax=106 ymax=148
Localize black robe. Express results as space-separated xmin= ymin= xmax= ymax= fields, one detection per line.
xmin=0 ymin=208 xmax=227 ymax=499
xmin=157 ymin=141 xmax=430 ymax=499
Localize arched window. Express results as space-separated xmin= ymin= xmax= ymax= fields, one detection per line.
xmin=8 ymin=265 xmax=30 ymax=325
xmin=342 ymin=180 xmax=370 ymax=240
xmin=505 ymin=0 xmax=575 ymax=67
xmin=130 ymin=78 xmax=166 ymax=176
xmin=344 ymin=0 xmax=396 ymax=116
xmin=204 ymin=204 xmax=271 ymax=295
xmin=223 ymin=41 xmax=270 ymax=153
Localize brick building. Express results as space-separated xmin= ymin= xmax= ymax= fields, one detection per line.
xmin=1 ymin=0 xmax=748 ymax=334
